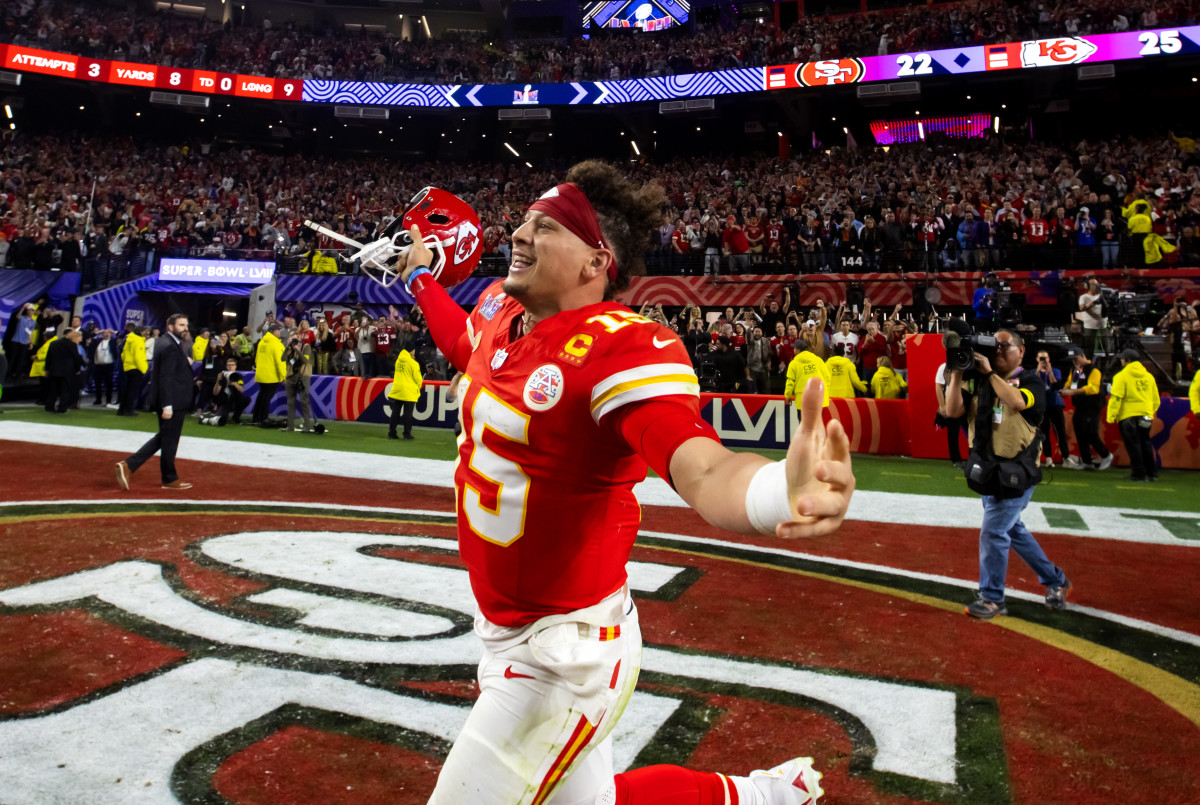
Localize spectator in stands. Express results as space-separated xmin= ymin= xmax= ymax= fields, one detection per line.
xmin=745 ymin=325 xmax=771 ymax=394
xmin=332 ymin=341 xmax=358 ymax=375
xmin=830 ymin=318 xmax=860 ymax=364
xmin=356 ymin=317 xmax=377 ymax=378
xmin=252 ymin=321 xmax=286 ymax=425
xmin=1107 ymin=348 xmax=1161 ymax=482
xmin=313 ymin=318 xmax=336 ymax=375
xmin=973 ymin=275 xmax=998 ymax=333
xmin=858 ymin=319 xmax=888 ymax=384
xmin=722 ymin=217 xmax=750 ymax=277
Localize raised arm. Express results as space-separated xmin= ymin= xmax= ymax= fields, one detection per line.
xmin=399 ymin=225 xmax=472 ymax=371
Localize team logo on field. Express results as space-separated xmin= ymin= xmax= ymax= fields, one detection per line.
xmin=480 ymin=293 xmax=505 ymax=321
xmin=796 ymin=58 xmax=865 ymax=87
xmin=523 ymin=364 xmax=564 ymax=411
xmin=454 ymin=221 xmax=481 ymax=265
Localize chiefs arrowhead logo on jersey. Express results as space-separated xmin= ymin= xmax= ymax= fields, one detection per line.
xmin=1020 ymin=37 xmax=1098 ymax=67
xmin=523 ymin=364 xmax=564 ymax=411
xmin=454 ymin=221 xmax=481 ymax=265
xmin=796 ymin=58 xmax=865 ymax=87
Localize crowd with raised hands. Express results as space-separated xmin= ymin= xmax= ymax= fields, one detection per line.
xmin=2 ymin=0 xmax=1195 ymax=86
xmin=1 ymin=131 xmax=1197 ymax=275
xmin=639 ymin=288 xmax=917 ymax=399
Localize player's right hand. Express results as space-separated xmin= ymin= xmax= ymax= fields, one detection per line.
xmin=400 ymin=225 xmax=434 ymax=284
xmin=780 ymin=378 xmax=854 ymax=539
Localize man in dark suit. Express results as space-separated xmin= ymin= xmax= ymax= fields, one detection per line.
xmin=116 ymin=314 xmax=196 ymax=490
xmin=44 ymin=329 xmax=83 ymax=413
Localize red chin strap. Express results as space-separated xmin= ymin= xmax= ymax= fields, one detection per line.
xmin=529 ymin=183 xmax=619 ymax=282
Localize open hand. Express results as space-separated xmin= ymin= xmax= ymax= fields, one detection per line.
xmin=781 ymin=378 xmax=855 ymax=538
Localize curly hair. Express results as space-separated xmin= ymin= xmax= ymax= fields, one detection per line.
xmin=564 ymin=159 xmax=664 ymax=299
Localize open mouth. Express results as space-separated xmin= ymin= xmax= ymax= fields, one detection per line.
xmin=509 ymin=253 xmax=534 ymax=272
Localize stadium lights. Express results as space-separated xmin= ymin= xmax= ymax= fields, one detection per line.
xmin=525 ymin=162 xmax=533 ymax=168
xmin=631 ymin=140 xmax=640 ymax=155
xmin=504 ymin=142 xmax=520 ymax=157
xmin=4 ymin=105 xmax=11 ymax=119
xmin=1001 ymin=104 xmax=1007 ymax=109
xmin=831 ymin=116 xmax=836 ymax=121
xmin=917 ymin=122 xmax=925 ymax=141
xmin=777 ymin=131 xmax=782 ymax=137
xmin=843 ymin=127 xmax=848 ymax=134
xmin=967 ymin=95 xmax=971 ymax=100
xmin=78 ymin=105 xmax=84 ymax=110
xmin=994 ymin=116 xmax=1000 ymax=133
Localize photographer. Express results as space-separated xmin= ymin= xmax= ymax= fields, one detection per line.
xmin=1035 ymin=351 xmax=1068 ymax=467
xmin=283 ymin=334 xmax=316 ymax=432
xmin=206 ymin=357 xmax=250 ymax=425
xmin=945 ymin=329 xmax=1071 ymax=619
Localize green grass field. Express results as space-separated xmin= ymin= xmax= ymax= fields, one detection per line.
xmin=3 ymin=405 xmax=1197 ymax=512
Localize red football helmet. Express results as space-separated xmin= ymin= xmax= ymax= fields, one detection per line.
xmin=347 ymin=187 xmax=483 ymax=290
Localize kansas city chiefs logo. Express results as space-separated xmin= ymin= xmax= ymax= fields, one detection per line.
xmin=454 ymin=221 xmax=480 ymax=265
xmin=1020 ymin=37 xmax=1098 ymax=67
xmin=796 ymin=58 xmax=865 ymax=87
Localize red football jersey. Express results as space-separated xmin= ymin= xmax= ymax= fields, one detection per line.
xmin=456 ymin=281 xmax=700 ymax=626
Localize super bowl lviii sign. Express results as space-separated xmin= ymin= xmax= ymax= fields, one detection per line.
xmin=159 ymin=258 xmax=276 ymax=285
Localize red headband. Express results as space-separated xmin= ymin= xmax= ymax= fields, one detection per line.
xmin=529 ymin=183 xmax=619 ymax=282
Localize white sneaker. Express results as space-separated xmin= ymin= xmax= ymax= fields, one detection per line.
xmin=106 ymin=402 xmax=119 ymax=410
xmin=748 ymin=757 xmax=823 ymax=804
xmin=1064 ymin=455 xmax=1083 ymax=469
xmin=1042 ymin=457 xmax=1054 ymax=468
xmin=1097 ymin=454 xmax=1114 ymax=471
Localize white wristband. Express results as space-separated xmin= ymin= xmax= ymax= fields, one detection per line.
xmin=744 ymin=460 xmax=794 ymax=536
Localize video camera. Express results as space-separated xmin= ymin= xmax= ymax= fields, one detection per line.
xmin=942 ymin=318 xmax=997 ymax=373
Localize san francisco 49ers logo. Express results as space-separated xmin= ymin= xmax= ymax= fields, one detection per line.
xmin=796 ymin=58 xmax=865 ymax=87
xmin=454 ymin=221 xmax=480 ymax=265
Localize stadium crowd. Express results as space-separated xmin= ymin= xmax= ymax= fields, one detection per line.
xmin=1 ymin=131 xmax=1198 ymax=275
xmin=2 ymin=0 xmax=1196 ymax=85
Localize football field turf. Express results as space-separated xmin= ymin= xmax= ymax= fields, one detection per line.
xmin=1 ymin=407 xmax=1198 ymax=804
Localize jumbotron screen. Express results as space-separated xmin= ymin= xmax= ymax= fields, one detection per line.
xmin=582 ymin=0 xmax=689 ymax=32
xmin=870 ymin=114 xmax=995 ymax=144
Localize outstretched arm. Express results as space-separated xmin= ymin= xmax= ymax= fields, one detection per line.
xmin=669 ymin=378 xmax=854 ymax=538
xmin=399 ymin=225 xmax=472 ymax=370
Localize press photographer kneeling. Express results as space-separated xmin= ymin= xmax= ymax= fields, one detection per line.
xmin=944 ymin=327 xmax=1072 ymax=620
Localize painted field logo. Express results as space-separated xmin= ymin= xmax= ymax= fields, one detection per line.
xmin=3 ymin=497 xmax=1197 ymax=804
xmin=796 ymin=58 xmax=865 ymax=86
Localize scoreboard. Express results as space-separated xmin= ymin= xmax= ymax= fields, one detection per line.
xmin=2 ymin=25 xmax=1197 ymax=109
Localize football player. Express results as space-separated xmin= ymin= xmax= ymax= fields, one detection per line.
xmin=400 ymin=162 xmax=854 ymax=805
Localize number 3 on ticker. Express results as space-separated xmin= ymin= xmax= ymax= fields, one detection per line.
xmin=461 ymin=387 xmax=531 ymax=546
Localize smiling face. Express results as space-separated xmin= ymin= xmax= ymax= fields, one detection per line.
xmin=504 ymin=210 xmax=605 ymax=311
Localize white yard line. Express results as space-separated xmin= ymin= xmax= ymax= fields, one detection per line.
xmin=2 ymin=421 xmax=1198 ymax=547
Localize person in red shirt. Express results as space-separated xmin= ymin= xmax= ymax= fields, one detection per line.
xmin=1022 ymin=203 xmax=1049 ymax=270
xmin=373 ymin=316 xmax=396 ymax=376
xmin=669 ymin=217 xmax=690 ymax=274
xmin=722 ymin=217 xmax=750 ymax=276
xmin=766 ymin=216 xmax=783 ymax=259
xmin=743 ymin=216 xmax=765 ymax=256
xmin=858 ymin=319 xmax=888 ymax=385
xmin=398 ymin=162 xmax=851 ymax=805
